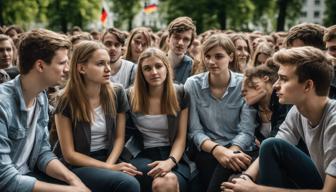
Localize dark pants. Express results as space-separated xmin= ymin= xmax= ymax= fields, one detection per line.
xmin=131 ymin=146 xmax=189 ymax=192
xmin=71 ymin=149 xmax=140 ymax=192
xmin=258 ymin=138 xmax=323 ymax=189
xmin=194 ymin=149 xmax=258 ymax=192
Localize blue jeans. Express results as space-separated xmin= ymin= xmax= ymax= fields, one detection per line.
xmin=259 ymin=138 xmax=323 ymax=189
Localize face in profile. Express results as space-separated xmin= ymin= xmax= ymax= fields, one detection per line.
xmin=273 ymin=65 xmax=305 ymax=104
xmin=141 ymin=56 xmax=167 ymax=88
xmin=79 ymin=48 xmax=111 ymax=85
xmin=43 ymin=48 xmax=69 ymax=86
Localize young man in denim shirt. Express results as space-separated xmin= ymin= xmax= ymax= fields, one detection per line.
xmin=0 ymin=29 xmax=89 ymax=192
xmin=167 ymin=16 xmax=196 ymax=84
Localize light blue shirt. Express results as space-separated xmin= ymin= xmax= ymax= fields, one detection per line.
xmin=0 ymin=76 xmax=57 ymax=192
xmin=184 ymin=71 xmax=258 ymax=151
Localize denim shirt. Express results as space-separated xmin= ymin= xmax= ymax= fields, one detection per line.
xmin=0 ymin=76 xmax=57 ymax=192
xmin=174 ymin=55 xmax=193 ymax=85
xmin=184 ymin=71 xmax=258 ymax=151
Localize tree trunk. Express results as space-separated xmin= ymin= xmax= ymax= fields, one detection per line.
xmin=218 ymin=9 xmax=227 ymax=30
xmin=0 ymin=0 xmax=4 ymax=26
xmin=277 ymin=0 xmax=288 ymax=31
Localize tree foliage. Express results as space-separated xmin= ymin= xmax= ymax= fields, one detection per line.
xmin=324 ymin=0 xmax=336 ymax=26
xmin=160 ymin=0 xmax=255 ymax=32
xmin=47 ymin=0 xmax=100 ymax=33
xmin=0 ymin=0 xmax=45 ymax=29
xmin=110 ymin=0 xmax=141 ymax=30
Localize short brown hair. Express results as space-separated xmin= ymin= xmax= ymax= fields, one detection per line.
xmin=323 ymin=25 xmax=336 ymax=42
xmin=244 ymin=58 xmax=279 ymax=88
xmin=101 ymin=27 xmax=127 ymax=45
xmin=273 ymin=46 xmax=333 ymax=96
xmin=167 ymin=16 xmax=196 ymax=47
xmin=18 ymin=29 xmax=71 ymax=75
xmin=285 ymin=23 xmax=326 ymax=50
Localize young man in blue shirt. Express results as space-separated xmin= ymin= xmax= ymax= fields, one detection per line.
xmin=0 ymin=29 xmax=89 ymax=192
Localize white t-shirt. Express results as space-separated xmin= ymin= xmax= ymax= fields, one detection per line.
xmin=90 ymin=106 xmax=108 ymax=152
xmin=134 ymin=114 xmax=170 ymax=149
xmin=16 ymin=100 xmax=38 ymax=174
xmin=110 ymin=59 xmax=136 ymax=88
xmin=276 ymin=99 xmax=336 ymax=180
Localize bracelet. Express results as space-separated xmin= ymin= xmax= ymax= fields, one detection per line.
xmin=241 ymin=172 xmax=255 ymax=182
xmin=168 ymin=156 xmax=177 ymax=165
xmin=210 ymin=144 xmax=220 ymax=155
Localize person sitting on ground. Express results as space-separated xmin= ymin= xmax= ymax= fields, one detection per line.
xmin=222 ymin=46 xmax=336 ymax=192
xmin=0 ymin=28 xmax=90 ymax=192
xmin=54 ymin=40 xmax=141 ymax=192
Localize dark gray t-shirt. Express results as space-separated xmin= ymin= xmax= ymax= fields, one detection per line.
xmin=276 ymin=99 xmax=336 ymax=180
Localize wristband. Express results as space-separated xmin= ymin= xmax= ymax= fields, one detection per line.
xmin=168 ymin=156 xmax=177 ymax=165
xmin=210 ymin=144 xmax=220 ymax=155
xmin=241 ymin=172 xmax=254 ymax=182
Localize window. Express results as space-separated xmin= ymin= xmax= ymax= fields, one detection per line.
xmin=301 ymin=11 xmax=307 ymax=17
xmin=314 ymin=11 xmax=320 ymax=18
xmin=315 ymin=0 xmax=320 ymax=5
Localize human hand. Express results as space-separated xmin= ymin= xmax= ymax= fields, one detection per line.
xmin=221 ymin=176 xmax=258 ymax=192
xmin=110 ymin=162 xmax=143 ymax=176
xmin=147 ymin=159 xmax=175 ymax=178
xmin=213 ymin=146 xmax=252 ymax=172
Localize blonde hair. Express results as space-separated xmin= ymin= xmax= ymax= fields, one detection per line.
xmin=131 ymin=47 xmax=180 ymax=115
xmin=56 ymin=40 xmax=116 ymax=123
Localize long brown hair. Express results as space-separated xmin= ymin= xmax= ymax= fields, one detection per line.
xmin=124 ymin=27 xmax=152 ymax=63
xmin=131 ymin=47 xmax=180 ymax=115
xmin=56 ymin=40 xmax=116 ymax=123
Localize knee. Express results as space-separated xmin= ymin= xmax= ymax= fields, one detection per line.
xmin=152 ymin=172 xmax=178 ymax=192
xmin=260 ymin=138 xmax=286 ymax=158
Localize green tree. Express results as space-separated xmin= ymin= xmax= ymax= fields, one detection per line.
xmin=47 ymin=0 xmax=100 ymax=33
xmin=276 ymin=0 xmax=303 ymax=31
xmin=110 ymin=0 xmax=141 ymax=30
xmin=324 ymin=0 xmax=336 ymax=26
xmin=0 ymin=0 xmax=42 ymax=29
xmin=160 ymin=0 xmax=255 ymax=33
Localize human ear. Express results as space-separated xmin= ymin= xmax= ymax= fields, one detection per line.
xmin=77 ymin=64 xmax=86 ymax=74
xmin=262 ymin=76 xmax=270 ymax=82
xmin=304 ymin=79 xmax=314 ymax=92
xmin=229 ymin=53 xmax=234 ymax=62
xmin=35 ymin=59 xmax=44 ymax=72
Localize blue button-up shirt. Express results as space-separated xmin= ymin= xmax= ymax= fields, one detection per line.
xmin=0 ymin=76 xmax=57 ymax=192
xmin=184 ymin=71 xmax=258 ymax=151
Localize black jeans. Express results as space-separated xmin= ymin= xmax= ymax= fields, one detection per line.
xmin=71 ymin=149 xmax=140 ymax=192
xmin=194 ymin=149 xmax=258 ymax=192
xmin=258 ymin=138 xmax=323 ymax=189
xmin=131 ymin=146 xmax=189 ymax=192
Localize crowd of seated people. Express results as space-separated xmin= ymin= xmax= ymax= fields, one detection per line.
xmin=0 ymin=20 xmax=335 ymax=192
